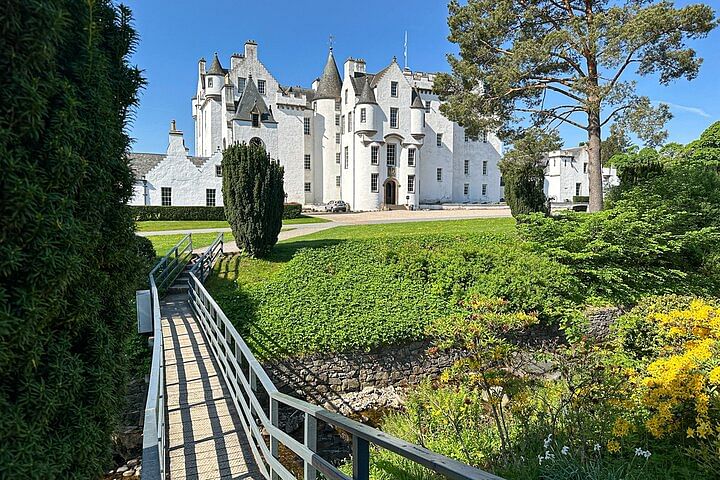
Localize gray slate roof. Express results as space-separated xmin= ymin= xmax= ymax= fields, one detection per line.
xmin=370 ymin=58 xmax=397 ymax=87
xmin=411 ymin=88 xmax=424 ymax=109
xmin=128 ymin=152 xmax=209 ymax=178
xmin=235 ymin=77 xmax=277 ymax=123
xmin=207 ymin=53 xmax=224 ymax=75
xmin=357 ymin=76 xmax=377 ymax=104
xmin=314 ymin=50 xmax=342 ymax=100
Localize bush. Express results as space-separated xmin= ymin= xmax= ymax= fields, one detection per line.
xmin=217 ymin=235 xmax=582 ymax=358
xmin=572 ymin=195 xmax=590 ymax=203
xmin=0 ymin=1 xmax=143 ymax=477
xmin=223 ymin=143 xmax=285 ymax=258
xmin=283 ymin=202 xmax=303 ymax=219
xmin=131 ymin=205 xmax=226 ymax=221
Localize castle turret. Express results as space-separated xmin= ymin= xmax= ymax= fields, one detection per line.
xmin=355 ymin=79 xmax=377 ymax=134
xmin=313 ymin=48 xmax=342 ymax=203
xmin=410 ymin=89 xmax=425 ymax=137
xmin=205 ymin=53 xmax=224 ymax=97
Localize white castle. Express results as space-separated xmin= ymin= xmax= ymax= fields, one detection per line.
xmin=129 ymin=41 xmax=505 ymax=210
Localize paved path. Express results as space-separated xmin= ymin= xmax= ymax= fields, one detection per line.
xmin=162 ymin=294 xmax=261 ymax=479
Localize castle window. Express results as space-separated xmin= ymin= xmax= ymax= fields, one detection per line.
xmin=386 ymin=144 xmax=396 ymax=166
xmin=464 ymin=159 xmax=470 ymax=175
xmin=348 ymin=112 xmax=352 ymax=132
xmin=482 ymin=184 xmax=488 ymax=196
xmin=206 ymin=189 xmax=216 ymax=207
xmin=464 ymin=132 xmax=469 ymax=142
xmin=335 ymin=114 xmax=340 ymax=126
xmin=341 ymin=115 xmax=345 ymax=131
xmin=464 ymin=183 xmax=470 ymax=196
xmin=500 ymin=176 xmax=505 ymax=186
xmin=408 ymin=148 xmax=416 ymax=167
xmin=237 ymin=77 xmax=246 ymax=93
xmin=335 ymin=133 xmax=341 ymax=144
xmin=335 ymin=100 xmax=341 ymax=111
xmin=344 ymin=146 xmax=349 ymax=169
xmin=304 ymin=154 xmax=311 ymax=170
xmin=436 ymin=168 xmax=443 ymax=182
xmin=436 ymin=133 xmax=443 ymax=147
xmin=583 ymin=162 xmax=588 ymax=173
xmin=216 ymin=165 xmax=222 ymax=177
xmin=390 ymin=108 xmax=398 ymax=128
xmin=304 ymin=117 xmax=311 ymax=135
xmin=371 ymin=173 xmax=379 ymax=193
xmin=252 ymin=113 xmax=260 ymax=127
xmin=424 ymin=100 xmax=431 ymax=113
xmin=208 ymin=78 xmax=213 ymax=88
xmin=344 ymin=89 xmax=348 ymax=104
xmin=336 ymin=152 xmax=341 ymax=164
xmin=482 ymin=160 xmax=488 ymax=175
xmin=371 ymin=146 xmax=379 ymax=165
xmin=360 ymin=108 xmax=366 ymax=123
xmin=336 ymin=176 xmax=341 ymax=187
xmin=304 ymin=182 xmax=311 ymax=192
xmin=482 ymin=130 xmax=488 ymax=143
xmin=407 ymin=175 xmax=415 ymax=193
xmin=258 ymin=79 xmax=266 ymax=95
xmin=161 ymin=187 xmax=172 ymax=206
xmin=576 ymin=182 xmax=582 ymax=196
xmin=391 ymin=81 xmax=398 ymax=97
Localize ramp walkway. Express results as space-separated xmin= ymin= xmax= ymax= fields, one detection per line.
xmin=139 ymin=233 xmax=504 ymax=480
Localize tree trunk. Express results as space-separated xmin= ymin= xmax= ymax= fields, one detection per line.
xmin=587 ymin=112 xmax=603 ymax=212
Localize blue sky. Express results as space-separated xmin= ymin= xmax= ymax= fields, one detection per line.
xmin=124 ymin=0 xmax=720 ymax=155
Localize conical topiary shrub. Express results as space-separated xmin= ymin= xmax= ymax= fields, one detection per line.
xmin=223 ymin=142 xmax=285 ymax=258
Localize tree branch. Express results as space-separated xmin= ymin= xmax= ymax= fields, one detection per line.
xmin=600 ymin=105 xmax=632 ymax=127
xmin=517 ymin=107 xmax=588 ymax=130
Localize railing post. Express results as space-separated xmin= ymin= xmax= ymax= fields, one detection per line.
xmin=270 ymin=397 xmax=280 ymax=480
xmin=352 ymin=435 xmax=370 ymax=480
xmin=304 ymin=413 xmax=317 ymax=480
xmin=189 ymin=233 xmax=193 ymax=253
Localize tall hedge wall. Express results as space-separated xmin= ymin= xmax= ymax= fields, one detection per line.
xmin=131 ymin=203 xmax=302 ymax=221
xmin=0 ymin=2 xmax=143 ymax=478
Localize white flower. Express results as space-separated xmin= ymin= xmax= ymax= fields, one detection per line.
xmin=593 ymin=443 xmax=601 ymax=452
xmin=634 ymin=447 xmax=651 ymax=459
xmin=544 ymin=433 xmax=553 ymax=449
xmin=561 ymin=446 xmax=570 ymax=455
xmin=544 ymin=451 xmax=555 ymax=460
xmin=635 ymin=447 xmax=643 ymax=456
xmin=538 ymin=454 xmax=544 ymax=465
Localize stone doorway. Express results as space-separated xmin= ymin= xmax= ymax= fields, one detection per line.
xmin=384 ymin=179 xmax=397 ymax=205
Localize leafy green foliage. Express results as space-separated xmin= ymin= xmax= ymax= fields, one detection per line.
xmin=214 ymin=234 xmax=581 ymax=359
xmin=0 ymin=1 xmax=143 ymax=477
xmin=434 ymin=0 xmax=716 ymax=210
xmin=131 ymin=205 xmax=226 ymax=221
xmin=223 ymin=143 xmax=284 ymax=258
xmin=499 ymin=128 xmax=561 ymax=217
xmin=283 ymin=202 xmax=302 ymax=219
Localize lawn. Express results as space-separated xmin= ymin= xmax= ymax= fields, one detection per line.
xmin=146 ymin=232 xmax=231 ymax=257
xmin=136 ymin=214 xmax=329 ymax=232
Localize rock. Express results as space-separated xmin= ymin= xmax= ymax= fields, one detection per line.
xmin=123 ymin=469 xmax=134 ymax=477
xmin=116 ymin=465 xmax=129 ymax=473
xmin=127 ymin=459 xmax=139 ymax=467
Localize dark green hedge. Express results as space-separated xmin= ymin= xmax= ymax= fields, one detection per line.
xmin=283 ymin=202 xmax=302 ymax=219
xmin=131 ymin=205 xmax=226 ymax=221
xmin=572 ymin=195 xmax=590 ymax=203
xmin=0 ymin=1 xmax=144 ymax=477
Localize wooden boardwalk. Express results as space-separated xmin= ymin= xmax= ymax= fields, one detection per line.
xmin=162 ymin=293 xmax=262 ymax=480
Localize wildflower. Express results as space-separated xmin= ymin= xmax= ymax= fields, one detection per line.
xmin=635 ymin=447 xmax=651 ymax=459
xmin=612 ymin=418 xmax=632 ymax=438
xmin=593 ymin=443 xmax=601 ymax=452
xmin=543 ymin=433 xmax=553 ymax=449
xmin=607 ymin=440 xmax=620 ymax=453
xmin=561 ymin=446 xmax=569 ymax=455
xmin=687 ymin=427 xmax=695 ymax=438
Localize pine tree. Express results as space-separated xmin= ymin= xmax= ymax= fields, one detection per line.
xmin=223 ymin=143 xmax=285 ymax=258
xmin=0 ymin=1 xmax=143 ymax=477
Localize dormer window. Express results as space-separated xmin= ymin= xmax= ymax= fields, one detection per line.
xmin=391 ymin=81 xmax=398 ymax=97
xmin=252 ymin=113 xmax=260 ymax=127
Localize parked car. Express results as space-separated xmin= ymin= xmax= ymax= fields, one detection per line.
xmin=325 ymin=200 xmax=348 ymax=212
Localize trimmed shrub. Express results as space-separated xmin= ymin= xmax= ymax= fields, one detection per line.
xmin=223 ymin=143 xmax=285 ymax=258
xmin=0 ymin=1 xmax=143 ymax=477
xmin=572 ymin=195 xmax=590 ymax=203
xmin=131 ymin=205 xmax=226 ymax=221
xmin=283 ymin=202 xmax=302 ymax=219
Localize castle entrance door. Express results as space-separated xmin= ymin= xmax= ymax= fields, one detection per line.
xmin=384 ymin=180 xmax=397 ymax=205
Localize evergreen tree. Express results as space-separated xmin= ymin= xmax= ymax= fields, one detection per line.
xmin=500 ymin=129 xmax=562 ymax=217
xmin=223 ymin=143 xmax=285 ymax=258
xmin=0 ymin=1 xmax=143 ymax=477
xmin=435 ymin=0 xmax=717 ymax=212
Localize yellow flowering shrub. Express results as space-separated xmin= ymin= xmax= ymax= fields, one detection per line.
xmin=638 ymin=299 xmax=720 ymax=440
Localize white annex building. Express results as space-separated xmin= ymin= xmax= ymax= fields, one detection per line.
xmin=544 ymin=147 xmax=619 ymax=203
xmin=129 ymin=41 xmax=505 ymax=210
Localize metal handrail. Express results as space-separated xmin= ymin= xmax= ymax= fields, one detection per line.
xmin=149 ymin=234 xmax=193 ymax=293
xmin=187 ymin=239 xmax=504 ymax=480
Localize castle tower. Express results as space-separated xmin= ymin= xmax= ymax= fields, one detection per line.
xmin=312 ymin=48 xmax=342 ymax=203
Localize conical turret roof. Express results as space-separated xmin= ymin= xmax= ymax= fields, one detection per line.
xmin=357 ymin=78 xmax=377 ymax=105
xmin=314 ymin=49 xmax=342 ymax=101
xmin=411 ymin=88 xmax=424 ymax=109
xmin=207 ymin=52 xmax=224 ymax=75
